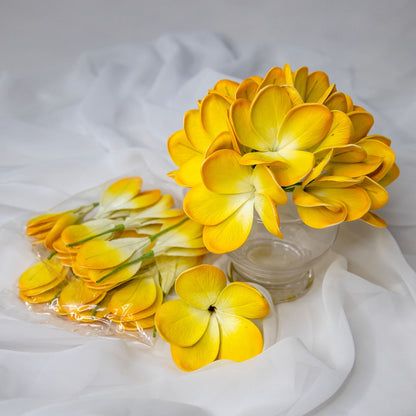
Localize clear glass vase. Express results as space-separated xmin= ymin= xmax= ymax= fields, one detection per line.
xmin=227 ymin=196 xmax=338 ymax=304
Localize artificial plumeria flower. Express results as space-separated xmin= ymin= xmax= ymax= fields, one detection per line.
xmin=167 ymin=92 xmax=237 ymax=187
xmin=230 ymin=85 xmax=333 ymax=186
xmin=184 ymin=149 xmax=287 ymax=253
xmin=155 ymin=264 xmax=270 ymax=372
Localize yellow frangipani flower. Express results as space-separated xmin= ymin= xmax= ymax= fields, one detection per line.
xmin=155 ymin=264 xmax=270 ymax=372
xmin=231 ymin=85 xmax=333 ymax=186
xmin=184 ymin=149 xmax=287 ymax=253
xmin=167 ymin=92 xmax=238 ymax=187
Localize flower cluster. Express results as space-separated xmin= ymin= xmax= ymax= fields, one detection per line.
xmin=19 ymin=177 xmax=206 ymax=334
xmin=168 ymin=64 xmax=399 ymax=253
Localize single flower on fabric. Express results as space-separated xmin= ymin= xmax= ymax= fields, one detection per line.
xmin=231 ymin=85 xmax=333 ymax=186
xmin=155 ymin=264 xmax=270 ymax=372
xmin=184 ymin=149 xmax=287 ymax=253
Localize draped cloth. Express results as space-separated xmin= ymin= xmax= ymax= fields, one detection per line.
xmin=1 ymin=32 xmax=415 ymax=415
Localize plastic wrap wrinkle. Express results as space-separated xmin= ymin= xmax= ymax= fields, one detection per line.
xmin=0 ymin=31 xmax=415 ymax=415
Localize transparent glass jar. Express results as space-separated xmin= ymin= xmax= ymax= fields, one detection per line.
xmin=227 ymin=196 xmax=338 ymax=304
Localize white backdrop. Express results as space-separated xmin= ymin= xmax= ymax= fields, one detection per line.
xmin=1 ymin=1 xmax=416 ymax=415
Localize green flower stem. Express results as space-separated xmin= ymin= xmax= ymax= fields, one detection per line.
xmin=94 ymin=217 xmax=189 ymax=284
xmin=66 ymin=224 xmax=125 ymax=247
xmin=149 ymin=217 xmax=188 ymax=242
xmin=95 ymin=250 xmax=155 ymax=283
xmin=47 ymin=250 xmax=57 ymax=260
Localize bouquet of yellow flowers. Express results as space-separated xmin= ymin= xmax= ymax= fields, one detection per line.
xmin=167 ymin=64 xmax=399 ymax=254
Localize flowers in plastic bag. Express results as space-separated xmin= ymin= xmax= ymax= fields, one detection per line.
xmin=155 ymin=264 xmax=270 ymax=371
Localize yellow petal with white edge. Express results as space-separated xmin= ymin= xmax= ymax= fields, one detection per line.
xmin=108 ymin=275 xmax=157 ymax=316
xmin=215 ymin=281 xmax=270 ymax=319
xmin=167 ymin=129 xmax=200 ymax=167
xmin=61 ymin=219 xmax=116 ymax=246
xmin=184 ymin=109 xmax=211 ymax=152
xmin=251 ymin=85 xmax=293 ymax=145
xmin=171 ymin=315 xmax=220 ymax=371
xmin=277 ymin=104 xmax=332 ymax=151
xmin=297 ymin=204 xmax=347 ymax=228
xmin=310 ymin=185 xmax=371 ymax=222
xmin=99 ymin=177 xmax=142 ymax=211
xmin=18 ymin=259 xmax=64 ymax=290
xmin=231 ymin=99 xmax=270 ymax=151
xmin=313 ymin=111 xmax=353 ymax=152
xmin=120 ymin=190 xmax=161 ymax=210
xmin=252 ymin=165 xmax=287 ymax=205
xmin=175 ymin=264 xmax=227 ymax=310
xmin=44 ymin=212 xmax=80 ymax=251
xmin=361 ymin=177 xmax=389 ymax=210
xmin=203 ymin=200 xmax=254 ymax=254
xmin=155 ymin=299 xmax=210 ymax=347
xmin=254 ymin=194 xmax=283 ymax=238
xmin=201 ymin=149 xmax=253 ymax=194
xmin=200 ymin=93 xmax=231 ymax=138
xmin=270 ymin=149 xmax=315 ymax=187
xmin=76 ymin=238 xmax=146 ymax=269
xmin=348 ymin=111 xmax=374 ymax=142
xmin=305 ymin=71 xmax=330 ymax=103
xmin=216 ymin=312 xmax=264 ymax=362
xmin=360 ymin=212 xmax=387 ymax=228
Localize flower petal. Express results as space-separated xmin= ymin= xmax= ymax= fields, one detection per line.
xmin=171 ymin=315 xmax=220 ymax=371
xmin=235 ymin=77 xmax=262 ymax=101
xmin=305 ymin=71 xmax=330 ymax=102
xmin=99 ymin=177 xmax=142 ymax=212
xmin=167 ymin=129 xmax=200 ymax=167
xmin=76 ymin=238 xmax=147 ymax=269
xmin=325 ymin=92 xmax=348 ymax=112
xmin=254 ymin=194 xmax=282 ymax=238
xmin=212 ymin=79 xmax=239 ymax=101
xmin=215 ymin=282 xmax=270 ymax=319
xmin=293 ymin=66 xmax=308 ymax=99
xmin=258 ymin=66 xmax=286 ymax=89
xmin=108 ymin=275 xmax=158 ymax=316
xmin=184 ymin=183 xmax=251 ymax=226
xmin=216 ymin=312 xmax=264 ymax=362
xmin=170 ymin=154 xmax=204 ymax=188
xmin=277 ymin=104 xmax=332 ymax=151
xmin=175 ymin=264 xmax=227 ymax=310
xmin=348 ymin=111 xmax=374 ymax=142
xmin=61 ymin=219 xmax=116 ymax=246
xmin=313 ymin=110 xmax=353 ymax=152
xmin=200 ymin=93 xmax=231 ymax=138
xmin=270 ymin=149 xmax=315 ymax=187
xmin=203 ymin=200 xmax=254 ymax=254
xmin=18 ymin=259 xmax=65 ymax=291
xmin=360 ymin=212 xmax=387 ymax=228
xmin=361 ymin=177 xmax=389 ymax=210
xmin=252 ymin=165 xmax=287 ymax=205
xmin=44 ymin=212 xmax=80 ymax=251
xmin=120 ymin=190 xmax=162 ymax=210
xmin=297 ymin=204 xmax=347 ymax=228
xmin=326 ymin=155 xmax=382 ymax=177
xmin=155 ymin=299 xmax=210 ymax=347
xmin=251 ymin=85 xmax=293 ymax=145
xmin=231 ymin=99 xmax=270 ymax=151
xmin=184 ymin=109 xmax=212 ymax=152
xmin=205 ymin=131 xmax=239 ymax=157
xmin=379 ymin=163 xmax=400 ymax=187
xmin=201 ymin=149 xmax=253 ymax=194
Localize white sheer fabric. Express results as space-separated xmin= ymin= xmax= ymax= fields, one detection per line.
xmin=1 ymin=32 xmax=415 ymax=415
